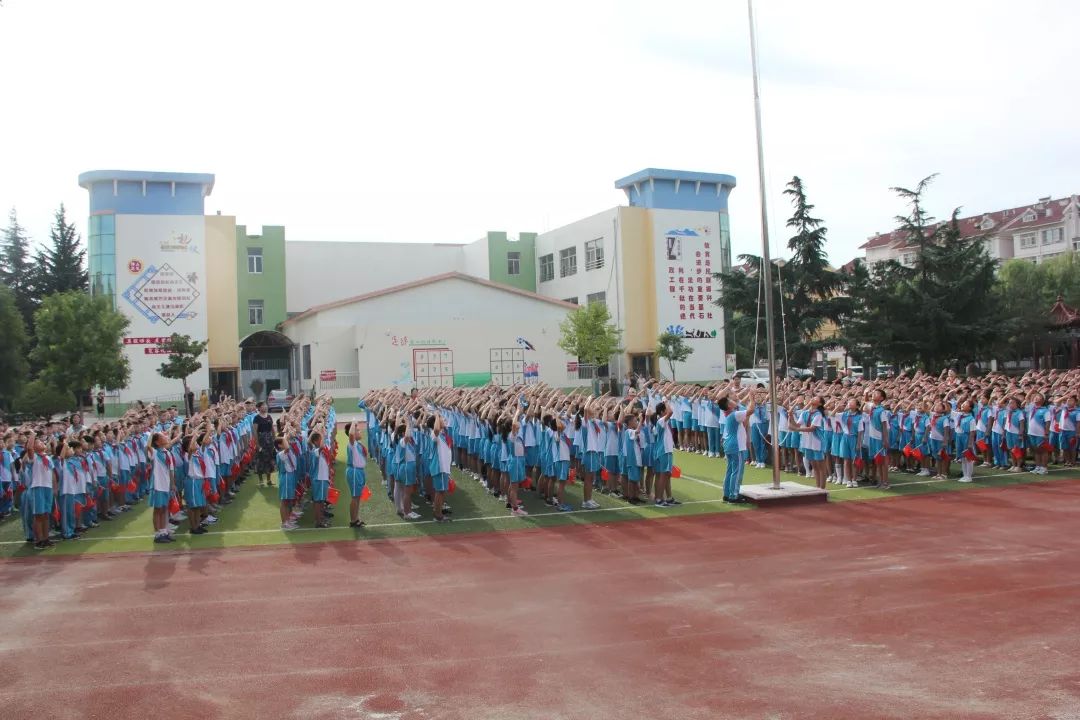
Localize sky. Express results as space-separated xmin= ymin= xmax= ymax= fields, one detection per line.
xmin=1 ymin=0 xmax=1078 ymax=267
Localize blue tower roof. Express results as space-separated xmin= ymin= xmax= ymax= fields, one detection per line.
xmin=615 ymin=168 xmax=736 ymax=213
xmin=78 ymin=170 xmax=215 ymax=216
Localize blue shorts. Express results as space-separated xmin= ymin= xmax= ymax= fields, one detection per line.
xmin=149 ymin=489 xmax=170 ymax=508
xmin=868 ymin=439 xmax=884 ymax=461
xmin=928 ymin=439 xmax=943 ymax=458
xmin=399 ymin=462 xmax=417 ymax=486
xmin=583 ymin=451 xmax=602 ymax=473
xmin=468 ymin=438 xmax=479 ymax=455
xmin=1060 ymin=431 xmax=1077 ymax=451
xmin=654 ymin=452 xmax=673 ymax=474
xmin=432 ymin=472 xmax=449 ymax=493
xmin=604 ymin=454 xmax=621 ymax=476
xmin=804 ymin=448 xmax=824 ymax=462
xmin=346 ymin=467 xmax=367 ymax=496
xmin=556 ymin=460 xmax=570 ymax=482
xmin=1006 ymin=432 xmax=1022 ymax=449
xmin=509 ymin=456 xmax=526 ymax=484
xmin=626 ymin=462 xmax=642 ymax=483
xmin=278 ymin=471 xmax=297 ymax=502
xmin=183 ymin=476 xmax=206 ymax=508
xmin=312 ymin=480 xmax=330 ymax=502
xmin=29 ymin=486 xmax=53 ymax=515
xmin=525 ymin=446 xmax=539 ymax=468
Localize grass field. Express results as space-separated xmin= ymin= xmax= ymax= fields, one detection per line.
xmin=0 ymin=429 xmax=1074 ymax=558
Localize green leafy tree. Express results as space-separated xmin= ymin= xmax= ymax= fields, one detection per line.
xmin=657 ymin=330 xmax=693 ymax=381
xmin=715 ymin=177 xmax=848 ymax=371
xmin=0 ymin=283 xmax=28 ymax=408
xmin=13 ymin=380 xmax=72 ymax=418
xmin=157 ymin=333 xmax=207 ymax=415
xmin=32 ymin=292 xmax=129 ymax=407
xmin=994 ymin=253 xmax=1080 ymax=363
xmin=557 ymin=302 xmax=623 ymax=372
xmin=0 ymin=208 xmax=36 ymax=328
xmin=35 ymin=204 xmax=88 ymax=297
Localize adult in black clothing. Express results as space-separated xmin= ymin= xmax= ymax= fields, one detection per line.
xmin=253 ymin=401 xmax=276 ymax=487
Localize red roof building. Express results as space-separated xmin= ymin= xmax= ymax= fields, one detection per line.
xmin=861 ymin=195 xmax=1080 ymax=267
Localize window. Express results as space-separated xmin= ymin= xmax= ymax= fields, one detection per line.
xmin=1022 ymin=210 xmax=1037 ymax=222
xmin=1019 ymin=233 xmax=1037 ymax=249
xmin=1073 ymin=238 xmax=1080 ymax=252
xmin=507 ymin=251 xmax=521 ymax=276
xmin=559 ymin=247 xmax=577 ymax=277
xmin=1041 ymin=227 xmax=1064 ymax=245
xmin=87 ymin=213 xmax=116 ymax=307
xmin=539 ymin=254 xmax=554 ymax=282
xmin=247 ymin=299 xmax=264 ymax=326
xmin=302 ymin=344 xmax=312 ymax=380
xmin=585 ymin=238 xmax=604 ymax=271
xmin=901 ymin=252 xmax=916 ymax=266
xmin=586 ymin=291 xmax=606 ymax=306
xmin=563 ymin=296 xmax=579 ymax=305
xmin=980 ymin=217 xmax=994 ymax=230
xmin=247 ymin=247 xmax=263 ymax=274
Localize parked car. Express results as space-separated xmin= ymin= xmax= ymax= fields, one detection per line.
xmin=786 ymin=367 xmax=813 ymax=380
xmin=732 ymin=368 xmax=772 ymax=388
xmin=267 ymin=389 xmax=293 ymax=413
xmin=848 ymin=366 xmax=864 ymax=379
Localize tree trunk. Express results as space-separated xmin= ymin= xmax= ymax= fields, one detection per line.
xmin=668 ymin=358 xmax=676 ymax=382
xmin=182 ymin=378 xmax=191 ymax=416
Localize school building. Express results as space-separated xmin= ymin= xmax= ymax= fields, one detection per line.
xmin=79 ymin=168 xmax=736 ymax=406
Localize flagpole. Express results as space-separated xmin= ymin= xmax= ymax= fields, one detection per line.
xmin=747 ymin=0 xmax=782 ymax=489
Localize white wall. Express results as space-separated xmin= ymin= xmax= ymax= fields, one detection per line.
xmin=282 ymin=276 xmax=586 ymax=394
xmin=113 ymin=214 xmax=211 ymax=403
xmin=461 ymin=235 xmax=490 ymax=280
xmin=284 ymin=241 xmax=466 ymax=313
xmin=534 ymin=208 xmax=617 ymax=306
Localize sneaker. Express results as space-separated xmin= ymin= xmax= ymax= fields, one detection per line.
xmin=191 ymin=526 xmax=208 ymax=534
xmin=957 ymin=477 xmax=973 ymax=483
xmin=281 ymin=521 xmax=299 ymax=530
xmin=511 ymin=507 xmax=529 ymax=517
xmin=666 ymin=498 xmax=682 ymax=506
xmin=917 ymin=469 xmax=931 ymax=477
xmin=654 ymin=499 xmax=667 ymax=508
xmin=170 ymin=512 xmax=187 ymax=522
xmin=433 ymin=515 xmax=452 ymax=523
xmin=205 ymin=514 xmax=219 ymax=524
xmin=404 ymin=512 xmax=422 ymax=520
xmin=581 ymin=499 xmax=601 ymax=510
xmin=153 ymin=534 xmax=174 ymax=544
xmin=558 ymin=503 xmax=573 ymax=512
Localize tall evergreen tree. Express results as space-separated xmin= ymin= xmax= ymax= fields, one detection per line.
xmin=715 ymin=177 xmax=848 ymax=370
xmin=35 ymin=203 xmax=87 ymax=296
xmin=0 ymin=207 xmax=36 ymax=327
xmin=0 ymin=283 xmax=29 ymax=409
xmin=842 ymin=176 xmax=1000 ymax=371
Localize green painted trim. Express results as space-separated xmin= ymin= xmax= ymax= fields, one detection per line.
xmin=236 ymin=225 xmax=287 ymax=339
xmin=486 ymin=231 xmax=536 ymax=292
xmin=453 ymin=372 xmax=492 ymax=387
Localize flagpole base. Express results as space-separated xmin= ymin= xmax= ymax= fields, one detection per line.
xmin=739 ymin=481 xmax=828 ymax=508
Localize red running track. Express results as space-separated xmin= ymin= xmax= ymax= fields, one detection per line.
xmin=2 ymin=480 xmax=1080 ymax=719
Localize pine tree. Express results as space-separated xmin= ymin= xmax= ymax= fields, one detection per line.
xmin=35 ymin=203 xmax=88 ymax=297
xmin=0 ymin=207 xmax=36 ymax=327
xmin=714 ymin=177 xmax=848 ymax=371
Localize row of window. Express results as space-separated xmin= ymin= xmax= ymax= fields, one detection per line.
xmin=560 ymin=291 xmax=606 ymax=306
xmin=538 ymin=238 xmax=604 ymax=282
xmin=1018 ymin=228 xmax=1065 ymax=249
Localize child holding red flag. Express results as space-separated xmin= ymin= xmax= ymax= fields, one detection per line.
xmin=954 ymin=401 xmax=977 ymax=483
xmin=344 ymin=422 xmax=369 ymax=528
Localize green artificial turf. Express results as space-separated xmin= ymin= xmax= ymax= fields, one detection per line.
xmin=0 ymin=431 xmax=1073 ymax=558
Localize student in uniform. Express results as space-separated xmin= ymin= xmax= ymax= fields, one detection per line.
xmin=1026 ymin=392 xmax=1051 ymax=476
xmin=789 ymin=396 xmax=828 ymax=489
xmin=25 ymin=435 xmax=57 ymax=550
xmin=720 ymin=390 xmax=754 ymax=502
xmin=275 ymin=436 xmax=299 ymax=530
xmin=308 ymin=431 xmax=334 ymax=527
xmin=652 ymin=402 xmax=679 ymax=507
xmin=954 ymin=401 xmax=977 ymax=483
xmin=58 ymin=440 xmax=83 ymax=541
xmin=428 ymin=413 xmax=453 ymax=523
xmin=0 ymin=432 xmax=15 ymax=520
xmin=580 ymin=400 xmax=603 ymax=510
xmin=1005 ymin=397 xmax=1026 ymax=473
xmin=1057 ymin=395 xmax=1078 ymax=467
xmin=345 ymin=422 xmax=369 ymax=528
xmin=621 ymin=410 xmax=645 ymax=504
xmin=148 ymin=432 xmax=175 ymax=544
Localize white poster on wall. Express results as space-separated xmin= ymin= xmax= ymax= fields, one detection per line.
xmin=115 ymin=215 xmax=210 ymax=402
xmin=651 ymin=208 xmax=726 ymax=380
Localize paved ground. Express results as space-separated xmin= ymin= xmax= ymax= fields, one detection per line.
xmin=2 ymin=480 xmax=1079 ymax=719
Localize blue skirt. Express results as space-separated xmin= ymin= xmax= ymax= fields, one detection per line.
xmin=346 ymin=466 xmax=367 ymax=496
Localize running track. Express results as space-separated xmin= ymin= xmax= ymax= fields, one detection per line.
xmin=2 ymin=480 xmax=1079 ymax=719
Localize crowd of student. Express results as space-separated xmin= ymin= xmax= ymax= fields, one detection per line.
xmin=0 ymin=394 xmax=341 ymax=550
xmin=361 ymin=367 xmax=1080 ymax=515
xmin=2 ymin=368 xmax=1076 ymax=548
